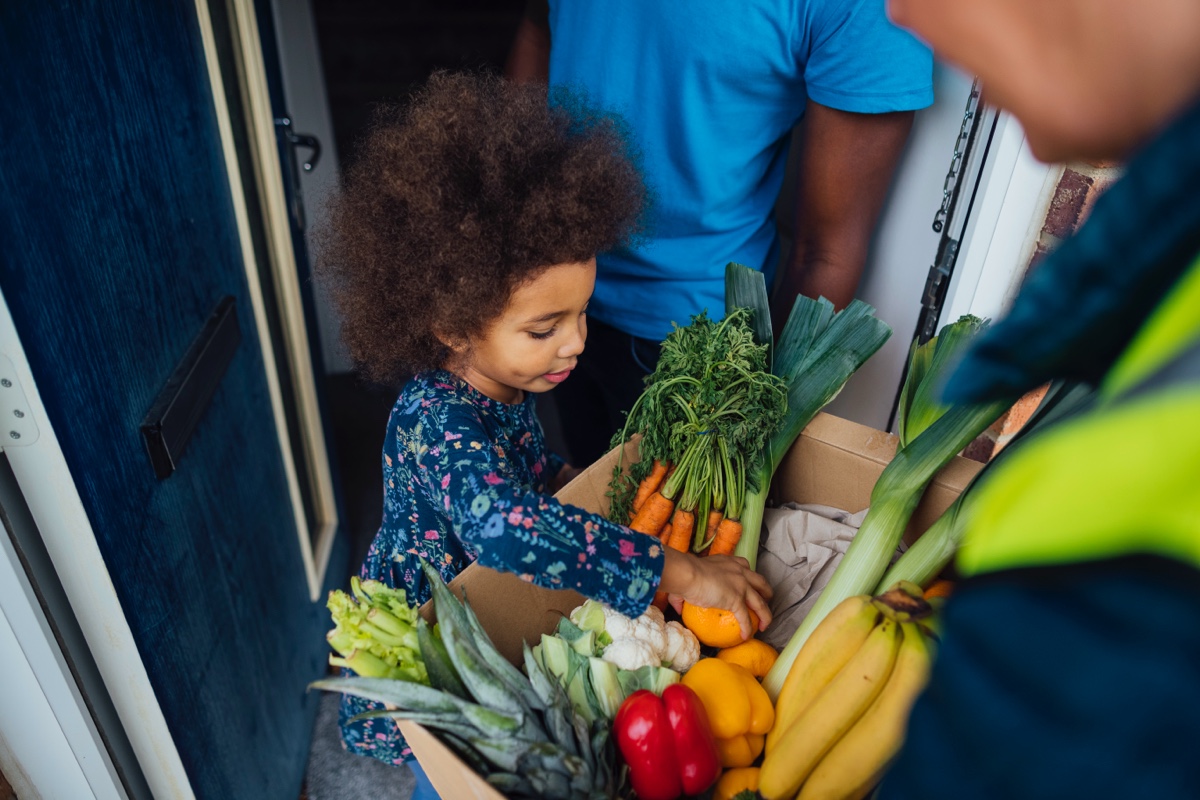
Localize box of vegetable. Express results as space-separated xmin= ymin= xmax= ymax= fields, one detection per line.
xmin=383 ymin=409 xmax=979 ymax=799
xmin=315 ymin=266 xmax=1013 ymax=798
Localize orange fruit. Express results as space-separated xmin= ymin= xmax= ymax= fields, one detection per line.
xmin=713 ymin=766 xmax=760 ymax=800
xmin=681 ymin=602 xmax=759 ymax=649
xmin=923 ymin=579 xmax=956 ymax=600
xmin=716 ymin=638 xmax=779 ymax=678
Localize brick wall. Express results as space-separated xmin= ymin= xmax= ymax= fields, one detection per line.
xmin=962 ymin=159 xmax=1122 ymax=462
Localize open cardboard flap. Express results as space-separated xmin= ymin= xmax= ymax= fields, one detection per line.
xmin=400 ymin=413 xmax=982 ymax=798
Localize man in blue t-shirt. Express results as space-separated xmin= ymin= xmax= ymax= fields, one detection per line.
xmin=507 ymin=0 xmax=933 ymax=465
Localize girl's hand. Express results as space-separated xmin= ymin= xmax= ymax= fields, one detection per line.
xmin=658 ymin=547 xmax=773 ymax=640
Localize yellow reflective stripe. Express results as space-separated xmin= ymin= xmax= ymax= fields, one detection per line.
xmin=957 ymin=388 xmax=1200 ymax=577
xmin=1103 ymin=253 xmax=1200 ymax=401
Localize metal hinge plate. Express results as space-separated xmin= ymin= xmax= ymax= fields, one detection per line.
xmin=0 ymin=355 xmax=40 ymax=447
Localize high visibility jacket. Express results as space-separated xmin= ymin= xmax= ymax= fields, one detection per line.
xmin=879 ymin=259 xmax=1200 ymax=800
xmin=958 ymin=253 xmax=1200 ymax=579
xmin=879 ymin=94 xmax=1200 ymax=800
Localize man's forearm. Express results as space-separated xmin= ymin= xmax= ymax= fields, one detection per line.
xmin=772 ymin=105 xmax=915 ymax=326
xmin=504 ymin=2 xmax=551 ymax=83
xmin=779 ymin=238 xmax=869 ymax=311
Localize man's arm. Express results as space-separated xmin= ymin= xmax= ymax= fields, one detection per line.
xmin=504 ymin=0 xmax=551 ymax=83
xmin=772 ymin=101 xmax=914 ymax=326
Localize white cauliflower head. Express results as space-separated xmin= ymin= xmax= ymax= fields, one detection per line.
xmin=601 ymin=637 xmax=662 ymax=671
xmin=602 ymin=604 xmax=668 ymax=660
xmin=662 ymin=620 xmax=700 ymax=672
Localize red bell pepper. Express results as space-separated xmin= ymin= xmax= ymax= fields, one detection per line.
xmin=614 ymin=685 xmax=722 ymax=800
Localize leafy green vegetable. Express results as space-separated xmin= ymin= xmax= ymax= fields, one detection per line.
xmin=877 ymin=378 xmax=1096 ymax=589
xmin=325 ymin=577 xmax=426 ymax=682
xmin=608 ymin=307 xmax=787 ymax=547
xmin=762 ymin=315 xmax=1012 ymax=700
xmin=726 ymin=262 xmax=893 ymax=568
xmin=535 ymin=610 xmax=681 ymax=723
xmin=567 ymin=600 xmax=613 ymax=649
xmin=313 ymin=561 xmax=620 ymax=799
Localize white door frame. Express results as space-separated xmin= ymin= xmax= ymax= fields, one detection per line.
xmin=0 ymin=496 xmax=126 ymax=800
xmin=940 ymin=113 xmax=1061 ymax=326
xmin=0 ymin=292 xmax=193 ymax=799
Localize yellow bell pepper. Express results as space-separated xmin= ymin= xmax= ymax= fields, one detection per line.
xmin=682 ymin=658 xmax=776 ymax=766
xmin=715 ymin=732 xmax=765 ymax=768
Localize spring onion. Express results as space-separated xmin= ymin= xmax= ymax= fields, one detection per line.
xmin=762 ymin=315 xmax=1012 ymax=700
xmin=876 ymin=378 xmax=1096 ymax=591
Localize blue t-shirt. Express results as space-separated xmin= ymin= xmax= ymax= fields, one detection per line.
xmin=547 ymin=0 xmax=933 ymax=341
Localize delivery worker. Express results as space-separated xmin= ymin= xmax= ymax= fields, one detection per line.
xmin=877 ymin=0 xmax=1200 ymax=798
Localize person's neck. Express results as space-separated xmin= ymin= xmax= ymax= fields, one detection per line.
xmin=441 ymin=361 xmax=524 ymax=405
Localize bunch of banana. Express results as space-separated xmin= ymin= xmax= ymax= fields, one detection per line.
xmin=758 ymin=582 xmax=936 ymax=800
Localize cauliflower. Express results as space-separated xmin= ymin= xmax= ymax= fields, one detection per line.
xmin=662 ymin=620 xmax=700 ymax=672
xmin=603 ymin=604 xmax=668 ymax=659
xmin=572 ymin=599 xmax=696 ymax=672
xmin=601 ymin=637 xmax=662 ymax=671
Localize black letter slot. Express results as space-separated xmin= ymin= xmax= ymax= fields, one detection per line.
xmin=140 ymin=296 xmax=241 ymax=480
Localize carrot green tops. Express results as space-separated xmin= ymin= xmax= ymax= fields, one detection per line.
xmin=340 ymin=370 xmax=664 ymax=764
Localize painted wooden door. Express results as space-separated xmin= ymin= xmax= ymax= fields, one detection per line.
xmin=0 ymin=3 xmax=346 ymax=798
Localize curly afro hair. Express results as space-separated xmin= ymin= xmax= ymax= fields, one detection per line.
xmin=316 ymin=71 xmax=648 ymax=385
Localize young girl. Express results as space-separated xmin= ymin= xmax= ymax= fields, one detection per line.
xmin=318 ymin=72 xmax=773 ymax=788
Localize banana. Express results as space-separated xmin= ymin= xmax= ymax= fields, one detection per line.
xmin=872 ymin=583 xmax=933 ymax=623
xmin=767 ymin=595 xmax=881 ymax=753
xmin=796 ymin=621 xmax=933 ymax=800
xmin=759 ymin=618 xmax=902 ymax=800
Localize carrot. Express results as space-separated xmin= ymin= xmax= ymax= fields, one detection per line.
xmin=666 ymin=507 xmax=695 ymax=553
xmin=700 ymin=509 xmax=723 ymax=554
xmin=707 ymin=518 xmax=744 ymax=557
xmin=632 ymin=460 xmax=670 ymax=513
xmin=629 ymin=491 xmax=675 ymax=537
xmin=658 ymin=521 xmax=673 ymax=545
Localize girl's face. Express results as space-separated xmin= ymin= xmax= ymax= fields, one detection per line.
xmin=456 ymin=258 xmax=595 ymax=404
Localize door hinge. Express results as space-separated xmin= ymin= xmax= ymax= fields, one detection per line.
xmin=916 ymin=238 xmax=960 ymax=343
xmin=0 ymin=355 xmax=40 ymax=447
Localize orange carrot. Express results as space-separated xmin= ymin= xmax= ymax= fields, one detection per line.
xmin=632 ymin=460 xmax=670 ymax=512
xmin=666 ymin=508 xmax=695 ymax=553
xmin=658 ymin=521 xmax=673 ymax=545
xmin=629 ymin=491 xmax=675 ymax=537
xmin=707 ymin=518 xmax=744 ymax=556
xmin=701 ymin=509 xmax=723 ymax=554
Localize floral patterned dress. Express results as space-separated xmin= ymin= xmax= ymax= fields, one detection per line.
xmin=340 ymin=370 xmax=664 ymax=764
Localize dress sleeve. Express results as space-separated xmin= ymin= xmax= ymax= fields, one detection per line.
xmin=425 ymin=416 xmax=663 ymax=618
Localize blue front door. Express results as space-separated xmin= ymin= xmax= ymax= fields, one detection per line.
xmin=0 ymin=3 xmax=346 ymax=797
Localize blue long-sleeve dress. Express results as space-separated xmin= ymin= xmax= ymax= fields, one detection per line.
xmin=339 ymin=370 xmax=663 ymax=764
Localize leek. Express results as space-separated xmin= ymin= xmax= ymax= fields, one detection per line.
xmin=876 ymin=378 xmax=1096 ymax=591
xmin=762 ymin=315 xmax=1011 ymax=700
xmin=725 ymin=263 xmax=892 ymax=568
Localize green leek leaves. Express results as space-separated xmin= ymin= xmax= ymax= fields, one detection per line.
xmin=725 ymin=262 xmax=892 ymax=568
xmin=762 ymin=314 xmax=1011 ymax=700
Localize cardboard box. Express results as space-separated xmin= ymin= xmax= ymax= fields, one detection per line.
xmin=399 ymin=412 xmax=982 ymax=798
